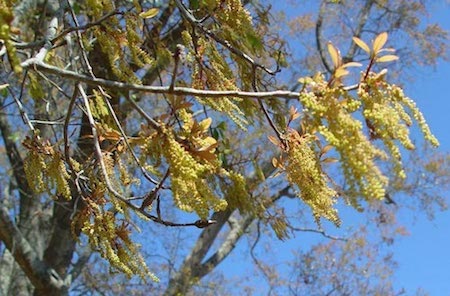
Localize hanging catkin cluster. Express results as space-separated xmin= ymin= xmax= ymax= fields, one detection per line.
xmin=285 ymin=131 xmax=340 ymax=226
xmin=300 ymin=75 xmax=388 ymax=204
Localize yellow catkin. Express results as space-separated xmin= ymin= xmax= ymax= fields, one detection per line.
xmin=285 ymin=133 xmax=340 ymax=226
xmin=23 ymin=151 xmax=46 ymax=194
xmin=47 ymin=154 xmax=71 ymax=200
xmin=300 ymin=74 xmax=388 ymax=204
xmin=222 ymin=170 xmax=253 ymax=214
xmin=359 ymin=74 xmax=439 ymax=179
xmin=81 ymin=210 xmax=157 ymax=281
xmin=161 ymin=128 xmax=227 ymax=218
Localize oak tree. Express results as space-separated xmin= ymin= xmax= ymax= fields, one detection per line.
xmin=0 ymin=0 xmax=448 ymax=295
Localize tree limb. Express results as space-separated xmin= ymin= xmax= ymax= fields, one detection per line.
xmin=0 ymin=206 xmax=66 ymax=294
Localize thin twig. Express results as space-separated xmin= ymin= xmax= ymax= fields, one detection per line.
xmin=174 ymin=0 xmax=279 ymax=75
xmin=288 ymin=225 xmax=347 ymax=241
xmin=7 ymin=86 xmax=35 ymax=132
xmin=316 ymin=1 xmax=332 ymax=73
xmin=80 ymin=84 xmax=215 ymax=228
xmin=52 ymin=10 xmax=122 ymax=45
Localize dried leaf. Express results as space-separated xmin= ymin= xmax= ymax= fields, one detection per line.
xmin=373 ymin=32 xmax=388 ymax=54
xmin=268 ymin=135 xmax=280 ymax=146
xmin=139 ymin=8 xmax=159 ymax=19
xmin=103 ymin=130 xmax=122 ymax=141
xmin=289 ymin=106 xmax=301 ymax=122
xmin=352 ymin=37 xmax=371 ymax=54
xmin=375 ymin=55 xmax=399 ymax=63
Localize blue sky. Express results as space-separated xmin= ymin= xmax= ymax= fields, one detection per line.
xmin=267 ymin=2 xmax=450 ymax=294
xmin=393 ymin=5 xmax=450 ymax=293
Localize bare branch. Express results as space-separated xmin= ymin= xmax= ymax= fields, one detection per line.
xmin=288 ymin=225 xmax=348 ymax=241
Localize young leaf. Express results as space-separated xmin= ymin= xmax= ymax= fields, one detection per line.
xmin=322 ymin=157 xmax=339 ymax=163
xmin=352 ymin=37 xmax=371 ymax=54
xmin=376 ymin=55 xmax=399 ymax=63
xmin=321 ymin=144 xmax=334 ymax=155
xmin=334 ymin=67 xmax=349 ymax=79
xmin=139 ymin=8 xmax=159 ymax=19
xmin=373 ymin=32 xmax=388 ymax=54
xmin=327 ymin=42 xmax=341 ymax=68
xmin=198 ymin=117 xmax=213 ymax=133
xmin=342 ymin=62 xmax=363 ymax=68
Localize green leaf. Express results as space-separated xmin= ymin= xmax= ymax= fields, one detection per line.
xmin=190 ymin=0 xmax=199 ymax=9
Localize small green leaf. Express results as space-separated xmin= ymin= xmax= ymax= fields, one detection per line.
xmin=190 ymin=0 xmax=199 ymax=9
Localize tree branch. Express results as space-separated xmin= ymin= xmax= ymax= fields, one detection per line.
xmin=21 ymin=59 xmax=300 ymax=99
xmin=196 ymin=213 xmax=254 ymax=278
xmin=0 ymin=206 xmax=66 ymax=293
xmin=21 ymin=59 xmax=358 ymax=100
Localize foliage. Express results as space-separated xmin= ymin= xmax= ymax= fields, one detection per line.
xmin=0 ymin=0 xmax=448 ymax=295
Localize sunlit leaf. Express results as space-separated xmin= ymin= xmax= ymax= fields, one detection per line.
xmin=321 ymin=144 xmax=334 ymax=155
xmin=198 ymin=117 xmax=213 ymax=133
xmin=378 ymin=48 xmax=396 ymax=53
xmin=376 ymin=55 xmax=399 ymax=63
xmin=322 ymin=157 xmax=339 ymax=163
xmin=342 ymin=62 xmax=363 ymax=68
xmin=334 ymin=67 xmax=349 ymax=78
xmin=103 ymin=130 xmax=122 ymax=141
xmin=0 ymin=84 xmax=9 ymax=91
xmin=272 ymin=157 xmax=279 ymax=168
xmin=352 ymin=37 xmax=371 ymax=54
xmin=373 ymin=32 xmax=388 ymax=54
xmin=139 ymin=8 xmax=159 ymax=19
xmin=327 ymin=42 xmax=341 ymax=68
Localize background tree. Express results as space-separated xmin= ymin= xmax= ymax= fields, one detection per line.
xmin=0 ymin=0 xmax=448 ymax=295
